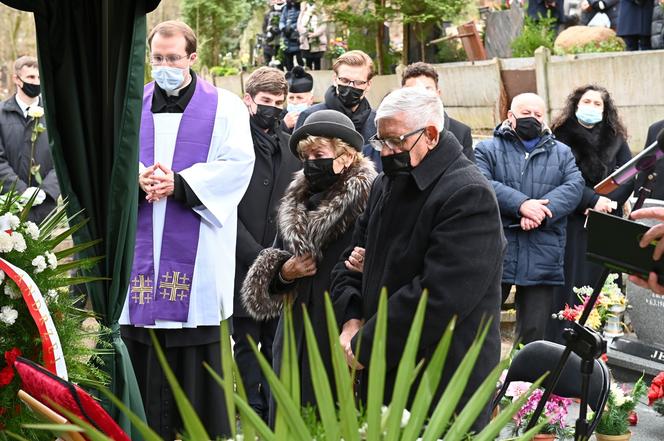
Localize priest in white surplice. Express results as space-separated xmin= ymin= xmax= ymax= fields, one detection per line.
xmin=119 ymin=21 xmax=254 ymax=439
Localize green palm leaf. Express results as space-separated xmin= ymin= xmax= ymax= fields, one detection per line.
xmin=302 ymin=306 xmax=341 ymax=440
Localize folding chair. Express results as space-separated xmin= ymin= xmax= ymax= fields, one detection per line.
xmin=493 ymin=340 xmax=610 ymax=437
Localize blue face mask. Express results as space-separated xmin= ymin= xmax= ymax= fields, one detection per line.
xmin=575 ymin=105 xmax=603 ymax=126
xmin=151 ymin=66 xmax=186 ymax=92
xmin=287 ymin=102 xmax=310 ymax=113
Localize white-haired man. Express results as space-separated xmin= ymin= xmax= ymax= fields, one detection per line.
xmin=474 ymin=93 xmax=583 ymax=345
xmin=331 ymin=87 xmax=505 ymax=429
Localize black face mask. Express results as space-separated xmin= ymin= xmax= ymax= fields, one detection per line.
xmin=337 ymin=85 xmax=364 ymax=108
xmin=381 ymin=151 xmax=412 ymax=177
xmin=514 ymin=116 xmax=542 ymax=141
xmin=252 ymin=104 xmax=282 ymax=130
xmin=303 ymin=158 xmax=340 ymax=192
xmin=19 ymin=78 xmax=40 ymax=98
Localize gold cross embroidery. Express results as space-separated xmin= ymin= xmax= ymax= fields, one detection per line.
xmin=159 ymin=271 xmax=191 ymax=301
xmin=131 ymin=275 xmax=153 ymax=304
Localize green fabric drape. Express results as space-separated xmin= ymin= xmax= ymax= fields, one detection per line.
xmin=0 ymin=0 xmax=160 ymax=437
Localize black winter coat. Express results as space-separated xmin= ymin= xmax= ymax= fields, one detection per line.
xmin=634 ymin=119 xmax=664 ymax=199
xmin=233 ymin=126 xmax=301 ymax=318
xmin=527 ymin=0 xmax=565 ymax=24
xmin=241 ymin=157 xmax=376 ymax=408
xmin=551 ymin=119 xmax=632 ymax=328
xmin=0 ymin=96 xmax=60 ymax=223
xmin=581 ymin=0 xmax=620 ymax=28
xmin=617 ymin=0 xmax=654 ymax=36
xmin=331 ymin=132 xmax=504 ymax=428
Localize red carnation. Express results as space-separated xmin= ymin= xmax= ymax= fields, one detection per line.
xmin=648 ymin=372 xmax=664 ymax=405
xmin=628 ymin=410 xmax=638 ymax=426
xmin=0 ymin=366 xmax=14 ymax=387
xmin=4 ymin=347 xmax=21 ymax=366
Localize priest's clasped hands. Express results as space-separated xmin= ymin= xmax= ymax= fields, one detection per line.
xmin=139 ymin=163 xmax=174 ymax=203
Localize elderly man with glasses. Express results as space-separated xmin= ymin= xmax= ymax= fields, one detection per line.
xmin=295 ymin=50 xmax=377 ymax=160
xmin=330 ymin=87 xmax=505 ymax=430
xmin=119 ymin=20 xmax=254 ymax=439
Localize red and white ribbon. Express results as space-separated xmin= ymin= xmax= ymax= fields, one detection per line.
xmin=0 ymin=257 xmax=68 ymax=380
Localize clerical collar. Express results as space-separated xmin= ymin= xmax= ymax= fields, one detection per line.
xmin=151 ymin=70 xmax=197 ymax=114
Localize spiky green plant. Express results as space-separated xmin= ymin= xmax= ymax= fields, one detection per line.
xmin=21 ymin=291 xmax=548 ymax=440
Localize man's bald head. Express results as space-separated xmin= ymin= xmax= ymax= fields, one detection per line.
xmin=510 ymin=93 xmax=546 ymax=114
xmin=508 ymin=93 xmax=546 ymax=129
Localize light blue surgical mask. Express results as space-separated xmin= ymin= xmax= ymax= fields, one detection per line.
xmin=575 ymin=105 xmax=603 ymax=126
xmin=151 ymin=66 xmax=186 ymax=92
xmin=287 ymin=102 xmax=310 ymax=113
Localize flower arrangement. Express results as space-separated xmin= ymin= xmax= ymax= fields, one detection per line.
xmin=502 ymin=382 xmax=573 ymax=438
xmin=553 ymin=273 xmax=627 ymax=332
xmin=328 ymin=37 xmax=348 ymax=58
xmin=595 ymin=377 xmax=646 ymax=437
xmin=648 ymin=372 xmax=664 ymax=416
xmin=0 ymin=190 xmax=106 ymax=438
xmin=26 ymin=105 xmax=46 ymax=186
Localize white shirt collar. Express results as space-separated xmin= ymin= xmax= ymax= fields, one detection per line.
xmin=15 ymin=95 xmax=39 ymax=118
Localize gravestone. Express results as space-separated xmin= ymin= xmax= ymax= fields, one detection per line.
xmin=485 ymin=6 xmax=524 ymax=58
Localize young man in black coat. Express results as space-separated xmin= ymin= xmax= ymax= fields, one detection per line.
xmin=295 ymin=50 xmax=377 ymax=159
xmin=235 ymin=66 xmax=301 ymax=421
xmin=0 ymin=56 xmax=60 ymax=223
xmin=331 ymin=87 xmax=505 ymax=430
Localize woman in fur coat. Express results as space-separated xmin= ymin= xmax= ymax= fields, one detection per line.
xmin=547 ymin=84 xmax=632 ymax=341
xmin=241 ymin=109 xmax=376 ymax=410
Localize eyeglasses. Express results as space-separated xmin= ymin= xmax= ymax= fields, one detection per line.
xmin=337 ymin=76 xmax=368 ymax=88
xmin=369 ymin=127 xmax=427 ymax=152
xmin=150 ymin=54 xmax=189 ymax=65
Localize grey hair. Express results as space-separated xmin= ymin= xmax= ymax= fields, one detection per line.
xmin=375 ymin=86 xmax=445 ymax=130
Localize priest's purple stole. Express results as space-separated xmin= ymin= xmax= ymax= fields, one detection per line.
xmin=129 ymin=79 xmax=218 ymax=325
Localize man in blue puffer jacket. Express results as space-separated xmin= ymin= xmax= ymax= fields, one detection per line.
xmin=475 ymin=93 xmax=584 ymax=344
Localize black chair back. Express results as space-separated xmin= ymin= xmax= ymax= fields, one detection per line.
xmin=492 ymin=340 xmax=610 ymax=437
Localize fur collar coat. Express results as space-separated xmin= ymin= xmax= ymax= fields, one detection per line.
xmin=554 ymin=118 xmax=625 ymax=186
xmin=241 ymin=156 xmax=376 ymax=320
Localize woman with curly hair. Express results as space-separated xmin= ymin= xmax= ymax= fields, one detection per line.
xmin=241 ymin=109 xmax=376 ymax=412
xmin=547 ymin=84 xmax=632 ymax=341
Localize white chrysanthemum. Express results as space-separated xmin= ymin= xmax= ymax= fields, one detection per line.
xmin=4 ymin=282 xmax=20 ymax=300
xmin=0 ymin=305 xmax=18 ymax=325
xmin=11 ymin=232 xmax=26 ymax=252
xmin=0 ymin=231 xmax=13 ymax=253
xmin=7 ymin=214 xmax=19 ymax=230
xmin=46 ymin=289 xmax=58 ymax=299
xmin=24 ymin=221 xmax=40 ymax=240
xmin=32 ymin=255 xmax=47 ymax=273
xmin=611 ymin=384 xmax=626 ymax=407
xmin=45 ymin=251 xmax=57 ymax=270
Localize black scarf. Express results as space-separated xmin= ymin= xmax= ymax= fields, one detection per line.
xmin=323 ymin=85 xmax=372 ymax=133
xmin=250 ymin=118 xmax=281 ymax=178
